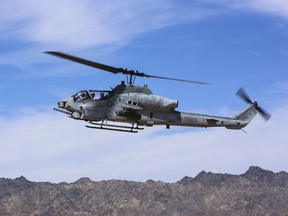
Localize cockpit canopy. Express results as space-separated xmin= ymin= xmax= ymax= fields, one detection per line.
xmin=72 ymin=90 xmax=111 ymax=102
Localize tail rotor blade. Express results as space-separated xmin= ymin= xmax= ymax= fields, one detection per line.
xmin=236 ymin=87 xmax=271 ymax=122
xmin=257 ymin=106 xmax=271 ymax=121
xmin=236 ymin=87 xmax=252 ymax=104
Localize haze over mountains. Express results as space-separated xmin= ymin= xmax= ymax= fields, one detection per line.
xmin=1 ymin=166 xmax=288 ymax=216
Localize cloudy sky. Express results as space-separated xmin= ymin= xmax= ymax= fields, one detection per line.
xmin=0 ymin=0 xmax=288 ymax=183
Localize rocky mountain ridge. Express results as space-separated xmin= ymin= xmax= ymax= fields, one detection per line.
xmin=1 ymin=166 xmax=288 ymax=216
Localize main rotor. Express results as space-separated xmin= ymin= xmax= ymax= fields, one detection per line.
xmin=45 ymin=51 xmax=208 ymax=85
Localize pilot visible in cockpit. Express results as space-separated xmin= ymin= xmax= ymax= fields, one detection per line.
xmin=100 ymin=92 xmax=109 ymax=100
xmin=90 ymin=92 xmax=96 ymax=100
xmin=74 ymin=91 xmax=90 ymax=101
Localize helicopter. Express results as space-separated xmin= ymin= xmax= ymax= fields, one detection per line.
xmin=45 ymin=51 xmax=271 ymax=133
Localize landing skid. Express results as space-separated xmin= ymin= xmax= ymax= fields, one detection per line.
xmin=86 ymin=121 xmax=144 ymax=133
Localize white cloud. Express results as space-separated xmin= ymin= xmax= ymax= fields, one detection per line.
xmin=0 ymin=99 xmax=287 ymax=183
xmin=2 ymin=0 xmax=287 ymax=72
xmin=209 ymin=0 xmax=288 ymax=20
xmin=0 ymin=0 xmax=218 ymax=73
xmin=1 ymin=0 xmax=288 ymax=53
xmin=242 ymin=0 xmax=288 ymax=18
xmin=0 ymin=0 xmax=214 ymax=50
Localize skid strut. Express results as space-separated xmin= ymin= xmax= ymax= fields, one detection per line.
xmin=86 ymin=121 xmax=144 ymax=133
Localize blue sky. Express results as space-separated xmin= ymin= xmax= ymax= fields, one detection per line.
xmin=0 ymin=0 xmax=288 ymax=183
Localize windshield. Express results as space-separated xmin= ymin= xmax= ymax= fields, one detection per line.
xmin=73 ymin=90 xmax=111 ymax=101
xmin=73 ymin=90 xmax=93 ymax=101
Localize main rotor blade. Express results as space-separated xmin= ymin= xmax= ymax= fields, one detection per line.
xmin=236 ymin=87 xmax=252 ymax=104
xmin=44 ymin=51 xmax=121 ymax=74
xmin=45 ymin=51 xmax=208 ymax=84
xmin=144 ymin=74 xmax=209 ymax=84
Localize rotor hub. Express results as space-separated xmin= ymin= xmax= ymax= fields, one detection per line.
xmin=252 ymin=101 xmax=258 ymax=107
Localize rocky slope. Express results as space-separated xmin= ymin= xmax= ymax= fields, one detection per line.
xmin=1 ymin=166 xmax=288 ymax=216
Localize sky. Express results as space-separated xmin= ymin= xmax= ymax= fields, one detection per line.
xmin=0 ymin=0 xmax=288 ymax=183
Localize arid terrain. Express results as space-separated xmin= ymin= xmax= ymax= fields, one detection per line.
xmin=1 ymin=166 xmax=288 ymax=216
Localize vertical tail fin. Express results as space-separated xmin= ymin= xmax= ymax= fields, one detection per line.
xmin=233 ymin=105 xmax=258 ymax=122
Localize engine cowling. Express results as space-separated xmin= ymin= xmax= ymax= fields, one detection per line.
xmin=131 ymin=94 xmax=178 ymax=111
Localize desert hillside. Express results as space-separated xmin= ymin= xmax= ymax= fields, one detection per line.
xmin=1 ymin=166 xmax=288 ymax=216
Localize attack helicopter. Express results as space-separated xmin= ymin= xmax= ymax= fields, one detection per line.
xmin=45 ymin=51 xmax=271 ymax=133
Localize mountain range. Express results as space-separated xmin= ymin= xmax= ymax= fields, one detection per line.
xmin=1 ymin=166 xmax=288 ymax=216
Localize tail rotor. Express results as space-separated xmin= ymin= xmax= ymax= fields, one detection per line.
xmin=236 ymin=87 xmax=271 ymax=121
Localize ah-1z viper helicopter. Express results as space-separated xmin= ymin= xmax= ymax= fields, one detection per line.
xmin=45 ymin=51 xmax=271 ymax=133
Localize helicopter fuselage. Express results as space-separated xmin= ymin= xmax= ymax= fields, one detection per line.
xmin=55 ymin=82 xmax=256 ymax=132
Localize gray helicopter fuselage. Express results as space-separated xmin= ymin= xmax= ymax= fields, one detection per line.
xmin=56 ymin=82 xmax=256 ymax=131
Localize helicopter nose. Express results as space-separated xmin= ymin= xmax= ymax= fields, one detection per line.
xmin=58 ymin=97 xmax=75 ymax=111
xmin=58 ymin=99 xmax=67 ymax=108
